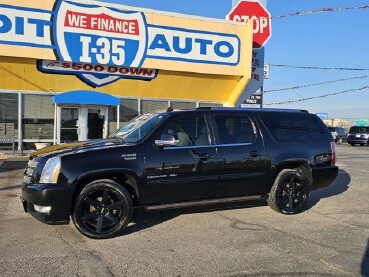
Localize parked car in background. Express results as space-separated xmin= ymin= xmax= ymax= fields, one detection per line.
xmin=328 ymin=127 xmax=347 ymax=144
xmin=347 ymin=126 xmax=369 ymax=146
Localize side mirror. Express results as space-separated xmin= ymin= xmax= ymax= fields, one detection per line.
xmin=155 ymin=134 xmax=179 ymax=147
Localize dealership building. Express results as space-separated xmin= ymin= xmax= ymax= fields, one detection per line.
xmin=0 ymin=0 xmax=265 ymax=151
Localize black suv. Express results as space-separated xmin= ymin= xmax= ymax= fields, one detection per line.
xmin=21 ymin=108 xmax=338 ymax=239
xmin=347 ymin=126 xmax=369 ymax=146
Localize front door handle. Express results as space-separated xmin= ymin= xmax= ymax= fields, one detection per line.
xmin=249 ymin=150 xmax=261 ymax=157
xmin=196 ymin=153 xmax=214 ymax=161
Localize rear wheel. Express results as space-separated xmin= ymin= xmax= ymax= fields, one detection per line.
xmin=268 ymin=169 xmax=310 ymax=214
xmin=72 ymin=179 xmax=133 ymax=239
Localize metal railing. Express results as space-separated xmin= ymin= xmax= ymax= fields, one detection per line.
xmin=0 ymin=135 xmax=16 ymax=153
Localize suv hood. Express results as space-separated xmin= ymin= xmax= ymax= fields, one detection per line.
xmin=30 ymin=139 xmax=126 ymax=159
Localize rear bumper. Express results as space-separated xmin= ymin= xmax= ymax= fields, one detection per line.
xmin=311 ymin=166 xmax=339 ymax=191
xmin=347 ymin=138 xmax=369 ymax=144
xmin=21 ymin=183 xmax=74 ymax=224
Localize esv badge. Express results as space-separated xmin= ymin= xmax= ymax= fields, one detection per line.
xmin=53 ymin=0 xmax=148 ymax=86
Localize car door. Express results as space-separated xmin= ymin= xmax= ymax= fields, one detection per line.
xmin=211 ymin=112 xmax=266 ymax=197
xmin=141 ymin=112 xmax=222 ymax=205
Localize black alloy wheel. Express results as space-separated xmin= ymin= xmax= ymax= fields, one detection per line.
xmin=268 ymin=169 xmax=310 ymax=214
xmin=72 ymin=179 xmax=132 ymax=239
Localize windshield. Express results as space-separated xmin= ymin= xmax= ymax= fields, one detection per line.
xmin=109 ymin=112 xmax=167 ymax=143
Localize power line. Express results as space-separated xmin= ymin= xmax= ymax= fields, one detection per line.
xmin=270 ymin=64 xmax=369 ymax=71
xmin=272 ymin=5 xmax=369 ymax=19
xmin=264 ymin=86 xmax=369 ymax=105
xmin=264 ymin=76 xmax=367 ymax=93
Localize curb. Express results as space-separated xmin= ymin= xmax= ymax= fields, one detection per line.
xmin=0 ymin=153 xmax=29 ymax=159
xmin=0 ymin=154 xmax=29 ymax=167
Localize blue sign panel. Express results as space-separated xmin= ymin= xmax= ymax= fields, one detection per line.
xmin=316 ymin=113 xmax=328 ymax=120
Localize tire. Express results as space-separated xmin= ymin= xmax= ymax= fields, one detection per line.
xmin=72 ymin=179 xmax=133 ymax=239
xmin=267 ymin=169 xmax=310 ymax=215
xmin=338 ymin=137 xmax=343 ymax=144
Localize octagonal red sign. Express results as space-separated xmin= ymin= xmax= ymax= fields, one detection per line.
xmin=227 ymin=0 xmax=272 ymax=48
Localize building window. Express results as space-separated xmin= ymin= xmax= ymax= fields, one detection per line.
xmin=171 ymin=101 xmax=196 ymax=110
xmin=0 ymin=93 xmax=18 ymax=136
xmin=141 ymin=99 xmax=168 ymax=114
xmin=108 ymin=99 xmax=139 ymax=134
xmin=198 ymin=102 xmax=223 ymax=107
xmin=22 ymin=94 xmax=54 ymax=140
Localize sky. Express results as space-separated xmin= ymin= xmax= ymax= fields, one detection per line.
xmin=98 ymin=0 xmax=369 ymax=119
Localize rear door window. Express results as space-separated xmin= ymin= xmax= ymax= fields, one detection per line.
xmin=213 ymin=114 xmax=255 ymax=145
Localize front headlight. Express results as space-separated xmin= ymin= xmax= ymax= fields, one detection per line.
xmin=39 ymin=157 xmax=61 ymax=184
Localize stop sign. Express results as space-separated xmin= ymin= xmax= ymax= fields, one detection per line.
xmin=227 ymin=0 xmax=272 ymax=48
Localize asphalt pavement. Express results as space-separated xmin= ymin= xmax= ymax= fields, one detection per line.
xmin=0 ymin=145 xmax=368 ymax=277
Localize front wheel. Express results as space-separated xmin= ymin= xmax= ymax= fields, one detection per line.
xmin=72 ymin=179 xmax=133 ymax=239
xmin=267 ymin=169 xmax=310 ymax=214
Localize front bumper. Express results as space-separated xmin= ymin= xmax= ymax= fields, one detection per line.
xmin=311 ymin=166 xmax=339 ymax=191
xmin=21 ymin=183 xmax=75 ymax=224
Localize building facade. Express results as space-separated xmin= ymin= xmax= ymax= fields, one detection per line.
xmin=0 ymin=0 xmax=254 ymax=150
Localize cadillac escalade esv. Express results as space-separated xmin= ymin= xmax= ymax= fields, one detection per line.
xmin=21 ymin=108 xmax=338 ymax=239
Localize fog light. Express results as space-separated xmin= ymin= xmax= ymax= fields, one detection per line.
xmin=34 ymin=205 xmax=51 ymax=214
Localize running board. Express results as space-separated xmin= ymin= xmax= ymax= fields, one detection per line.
xmin=135 ymin=195 xmax=266 ymax=211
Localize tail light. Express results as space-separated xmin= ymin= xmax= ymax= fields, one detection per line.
xmin=330 ymin=142 xmax=336 ymax=165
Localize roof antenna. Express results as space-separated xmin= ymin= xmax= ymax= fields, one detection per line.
xmin=166 ymin=106 xmax=173 ymax=112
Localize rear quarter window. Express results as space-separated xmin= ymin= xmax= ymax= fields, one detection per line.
xmin=260 ymin=113 xmax=328 ymax=142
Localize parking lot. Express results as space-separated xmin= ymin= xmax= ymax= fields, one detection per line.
xmin=0 ymin=144 xmax=368 ymax=277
